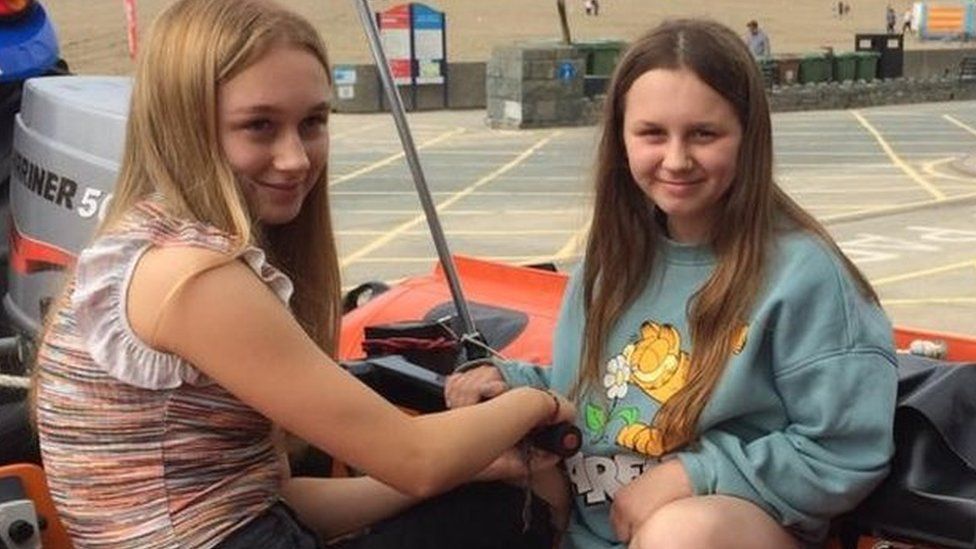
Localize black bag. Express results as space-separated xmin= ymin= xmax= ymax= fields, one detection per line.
xmin=839 ymin=354 xmax=976 ymax=548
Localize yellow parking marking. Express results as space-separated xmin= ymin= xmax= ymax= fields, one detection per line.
xmin=788 ymin=186 xmax=935 ymax=193
xmin=922 ymin=157 xmax=976 ymax=183
xmin=943 ymin=114 xmax=976 ymax=136
xmin=330 ymin=120 xmax=387 ymax=140
xmin=871 ymin=259 xmax=976 ymax=287
xmin=850 ymin=110 xmax=946 ymax=200
xmin=809 ymin=204 xmax=902 ymax=210
xmin=778 ymin=162 xmax=900 ymax=169
xmin=329 ymin=128 xmax=466 ymax=187
xmin=339 ymin=131 xmax=563 ymax=268
xmin=821 ymin=191 xmax=976 ymax=223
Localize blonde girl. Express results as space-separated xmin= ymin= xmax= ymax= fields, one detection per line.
xmin=33 ymin=1 xmax=572 ymax=547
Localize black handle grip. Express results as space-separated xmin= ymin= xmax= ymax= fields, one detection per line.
xmin=529 ymin=422 xmax=581 ymax=458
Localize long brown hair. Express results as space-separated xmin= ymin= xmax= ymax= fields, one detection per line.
xmin=579 ymin=19 xmax=877 ymax=452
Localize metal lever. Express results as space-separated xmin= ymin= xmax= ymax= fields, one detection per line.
xmin=351 ymin=0 xmax=486 ymax=359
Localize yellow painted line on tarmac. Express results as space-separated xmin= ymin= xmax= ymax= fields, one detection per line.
xmin=850 ymin=110 xmax=946 ymax=200
xmin=808 ymin=204 xmax=896 ymax=210
xmin=820 ymin=191 xmax=976 ymax=223
xmin=339 ymin=131 xmax=563 ymax=268
xmin=870 ymin=259 xmax=976 ymax=287
xmin=922 ymin=157 xmax=976 ymax=184
xmin=788 ymin=186 xmax=936 ymax=193
xmin=777 ymin=162 xmax=900 ymax=169
xmin=330 ymin=120 xmax=387 ymax=140
xmin=329 ymin=127 xmax=466 ymax=187
xmin=943 ymin=114 xmax=976 ymax=137
xmin=882 ymin=297 xmax=976 ymax=306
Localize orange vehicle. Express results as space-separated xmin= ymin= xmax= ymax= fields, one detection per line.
xmin=4 ymin=255 xmax=973 ymax=549
xmin=338 ymin=256 xmax=976 ymax=549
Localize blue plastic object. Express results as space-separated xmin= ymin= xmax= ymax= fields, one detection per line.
xmin=0 ymin=2 xmax=60 ymax=83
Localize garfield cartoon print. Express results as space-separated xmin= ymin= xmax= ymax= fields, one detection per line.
xmin=589 ymin=321 xmax=747 ymax=458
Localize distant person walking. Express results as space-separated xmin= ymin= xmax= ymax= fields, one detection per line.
xmin=745 ymin=20 xmax=771 ymax=58
xmin=584 ymin=0 xmax=600 ymax=16
xmin=902 ymin=8 xmax=913 ymax=34
xmin=886 ymin=5 xmax=897 ymax=33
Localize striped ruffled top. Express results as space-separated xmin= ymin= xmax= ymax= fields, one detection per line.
xmin=35 ymin=199 xmax=294 ymax=548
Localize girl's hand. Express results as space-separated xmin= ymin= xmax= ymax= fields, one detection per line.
xmin=543 ymin=390 xmax=577 ymax=426
xmin=609 ymin=458 xmax=693 ymax=543
xmin=445 ymin=365 xmax=508 ymax=408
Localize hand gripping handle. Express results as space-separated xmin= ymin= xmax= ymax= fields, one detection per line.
xmin=529 ymin=422 xmax=581 ymax=458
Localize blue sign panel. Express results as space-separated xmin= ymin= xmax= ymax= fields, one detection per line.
xmin=558 ymin=61 xmax=577 ymax=81
xmin=412 ymin=3 xmax=444 ymax=30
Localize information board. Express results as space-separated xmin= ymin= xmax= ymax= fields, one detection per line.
xmin=377 ymin=3 xmax=446 ymax=86
xmin=378 ymin=4 xmax=413 ymax=85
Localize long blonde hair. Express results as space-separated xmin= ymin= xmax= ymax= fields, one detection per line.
xmin=98 ymin=0 xmax=340 ymax=352
xmin=579 ymin=19 xmax=878 ymax=452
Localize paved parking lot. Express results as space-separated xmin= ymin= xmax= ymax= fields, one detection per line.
xmin=328 ymin=101 xmax=976 ymax=336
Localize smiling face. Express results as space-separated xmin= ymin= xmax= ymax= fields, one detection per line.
xmin=218 ymin=44 xmax=331 ymax=225
xmin=622 ymin=67 xmax=743 ymax=243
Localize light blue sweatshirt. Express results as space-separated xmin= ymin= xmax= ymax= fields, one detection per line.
xmin=498 ymin=230 xmax=898 ymax=546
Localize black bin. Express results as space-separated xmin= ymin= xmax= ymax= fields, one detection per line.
xmin=855 ymin=33 xmax=903 ymax=79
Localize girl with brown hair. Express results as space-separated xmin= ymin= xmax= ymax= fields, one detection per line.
xmin=448 ymin=19 xmax=898 ymax=548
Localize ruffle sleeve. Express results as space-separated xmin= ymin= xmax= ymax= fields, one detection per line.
xmin=72 ymin=220 xmax=294 ymax=390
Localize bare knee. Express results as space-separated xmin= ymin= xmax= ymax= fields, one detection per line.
xmin=628 ymin=500 xmax=722 ymax=549
xmin=628 ymin=496 xmax=798 ymax=549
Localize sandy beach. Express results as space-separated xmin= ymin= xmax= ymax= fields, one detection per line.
xmin=41 ymin=0 xmax=969 ymax=76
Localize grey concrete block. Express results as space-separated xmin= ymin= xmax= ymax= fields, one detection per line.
xmin=491 ymin=46 xmax=526 ymax=62
xmin=532 ymin=100 xmax=558 ymax=121
xmin=526 ymin=61 xmax=556 ymax=80
xmin=556 ymin=98 xmax=587 ymax=122
xmin=486 ymin=97 xmax=506 ymax=121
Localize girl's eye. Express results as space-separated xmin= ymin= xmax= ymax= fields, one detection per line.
xmin=640 ymin=128 xmax=667 ymax=141
xmin=300 ymin=115 xmax=328 ymax=137
xmin=244 ymin=119 xmax=274 ymax=134
xmin=690 ymin=129 xmax=717 ymax=141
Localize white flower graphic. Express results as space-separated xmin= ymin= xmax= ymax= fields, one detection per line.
xmin=603 ymin=355 xmax=631 ymax=400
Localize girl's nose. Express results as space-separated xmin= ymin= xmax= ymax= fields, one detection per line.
xmin=661 ymin=141 xmax=694 ymax=172
xmin=274 ymin=131 xmax=311 ymax=173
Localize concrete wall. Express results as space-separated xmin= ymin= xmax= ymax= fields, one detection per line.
xmin=904 ymin=48 xmax=976 ymax=79
xmin=769 ymin=76 xmax=976 ymax=112
xmin=447 ymin=62 xmax=487 ymax=109
xmin=328 ymin=47 xmax=975 ymax=116
xmin=331 ymin=62 xmax=487 ymax=113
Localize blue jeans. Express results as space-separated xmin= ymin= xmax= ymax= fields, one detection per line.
xmin=221 ymin=482 xmax=554 ymax=549
xmin=218 ymin=502 xmax=322 ymax=549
